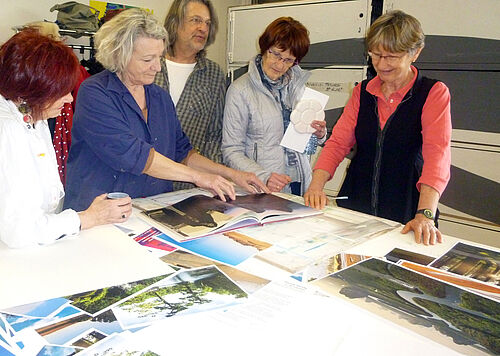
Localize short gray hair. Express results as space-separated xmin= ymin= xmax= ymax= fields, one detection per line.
xmin=366 ymin=10 xmax=424 ymax=54
xmin=95 ymin=8 xmax=168 ymax=73
xmin=164 ymin=0 xmax=218 ymax=57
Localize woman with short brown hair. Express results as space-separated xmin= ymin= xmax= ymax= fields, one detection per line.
xmin=223 ymin=17 xmax=327 ymax=196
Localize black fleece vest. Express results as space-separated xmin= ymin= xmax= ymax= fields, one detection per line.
xmin=338 ymin=72 xmax=438 ymax=224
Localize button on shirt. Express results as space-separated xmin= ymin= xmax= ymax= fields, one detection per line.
xmin=64 ymin=70 xmax=192 ymax=211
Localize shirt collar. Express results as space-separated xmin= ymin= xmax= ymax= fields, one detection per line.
xmin=105 ymin=70 xmax=159 ymax=98
xmin=367 ymin=65 xmax=418 ymax=99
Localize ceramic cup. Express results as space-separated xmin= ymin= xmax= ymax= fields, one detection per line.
xmin=106 ymin=192 xmax=130 ymax=199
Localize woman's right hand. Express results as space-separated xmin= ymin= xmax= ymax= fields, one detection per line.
xmin=78 ymin=194 xmax=132 ymax=230
xmin=267 ymin=173 xmax=291 ymax=192
xmin=192 ymin=172 xmax=236 ymax=201
xmin=304 ymin=184 xmax=329 ymax=210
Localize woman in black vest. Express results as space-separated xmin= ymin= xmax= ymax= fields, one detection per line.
xmin=304 ymin=10 xmax=452 ymax=246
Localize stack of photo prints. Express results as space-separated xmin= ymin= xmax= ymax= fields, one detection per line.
xmin=0 ymin=263 xmax=267 ymax=355
xmin=313 ymin=242 xmax=500 ymax=355
xmin=2 ymin=184 xmax=499 ymax=356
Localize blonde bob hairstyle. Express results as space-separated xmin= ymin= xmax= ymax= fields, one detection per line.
xmin=366 ymin=10 xmax=424 ymax=55
xmin=94 ymin=8 xmax=168 ymax=73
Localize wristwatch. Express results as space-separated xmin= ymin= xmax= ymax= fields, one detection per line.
xmin=416 ymin=209 xmax=434 ymax=220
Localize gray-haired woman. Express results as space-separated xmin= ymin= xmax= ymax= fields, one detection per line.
xmin=65 ymin=9 xmax=268 ymax=211
xmin=305 ymin=10 xmax=452 ymax=246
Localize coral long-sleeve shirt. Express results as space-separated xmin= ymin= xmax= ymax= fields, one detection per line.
xmin=315 ymin=66 xmax=451 ymax=195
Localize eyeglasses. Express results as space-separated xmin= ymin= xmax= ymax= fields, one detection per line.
xmin=368 ymin=51 xmax=406 ymax=64
xmin=186 ymin=16 xmax=211 ymax=28
xmin=267 ymin=48 xmax=297 ymax=66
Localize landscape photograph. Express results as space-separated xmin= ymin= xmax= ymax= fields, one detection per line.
xmin=112 ymin=266 xmax=248 ymax=329
xmin=431 ymin=242 xmax=500 ymax=287
xmin=314 ymin=258 xmax=500 ymax=355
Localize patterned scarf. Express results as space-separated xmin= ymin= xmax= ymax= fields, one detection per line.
xmin=255 ymin=55 xmax=318 ymax=158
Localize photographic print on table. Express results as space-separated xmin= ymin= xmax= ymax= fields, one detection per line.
xmin=0 ymin=342 xmax=16 ymax=356
xmin=133 ymin=227 xmax=177 ymax=253
xmin=112 ymin=265 xmax=249 ymax=329
xmin=81 ymin=330 xmax=159 ymax=356
xmin=2 ymin=304 xmax=82 ymax=333
xmin=1 ymin=298 xmax=69 ymax=319
xmin=68 ymin=328 xmax=107 ymax=349
xmin=297 ymin=253 xmax=371 ymax=283
xmin=155 ymin=229 xmax=269 ymax=267
xmin=35 ymin=345 xmax=81 ymax=356
xmin=35 ymin=309 xmax=123 ymax=347
xmin=400 ymin=261 xmax=500 ymax=302
xmin=385 ymin=247 xmax=435 ymax=265
xmin=313 ymin=258 xmax=500 ymax=355
xmin=64 ymin=273 xmax=172 ymax=316
xmin=430 ymin=242 xmax=500 ymax=288
xmin=161 ymin=250 xmax=271 ymax=294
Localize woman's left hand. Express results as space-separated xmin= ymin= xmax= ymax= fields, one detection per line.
xmin=229 ymin=170 xmax=270 ymax=194
xmin=310 ymin=120 xmax=327 ymax=138
xmin=401 ymin=215 xmax=443 ymax=245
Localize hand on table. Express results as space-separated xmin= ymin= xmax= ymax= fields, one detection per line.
xmin=266 ymin=173 xmax=291 ymax=192
xmin=401 ymin=215 xmax=443 ymax=245
xmin=303 ymin=184 xmax=329 ymax=210
xmin=79 ymin=193 xmax=132 ymax=230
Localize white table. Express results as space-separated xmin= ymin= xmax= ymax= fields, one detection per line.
xmin=0 ymin=206 xmax=488 ymax=356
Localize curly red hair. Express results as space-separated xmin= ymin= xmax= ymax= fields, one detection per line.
xmin=0 ymin=29 xmax=79 ymax=120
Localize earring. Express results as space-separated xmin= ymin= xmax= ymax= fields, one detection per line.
xmin=18 ymin=100 xmax=33 ymax=127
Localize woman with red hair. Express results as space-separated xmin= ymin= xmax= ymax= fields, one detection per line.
xmin=0 ymin=29 xmax=132 ymax=248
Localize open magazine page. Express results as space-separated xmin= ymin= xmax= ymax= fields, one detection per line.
xmin=239 ymin=215 xmax=395 ymax=273
xmin=140 ymin=195 xmax=260 ymax=242
xmin=139 ymin=193 xmax=321 ymax=242
xmin=224 ymin=193 xmax=320 ymax=223
xmin=132 ymin=188 xmax=213 ymax=211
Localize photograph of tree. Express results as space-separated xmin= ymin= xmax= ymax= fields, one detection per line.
xmin=65 ymin=274 xmax=172 ymax=315
xmin=431 ymin=242 xmax=500 ymax=287
xmin=112 ymin=266 xmax=248 ymax=329
xmin=160 ymin=250 xmax=270 ymax=294
xmin=314 ymin=258 xmax=500 ymax=355
xmin=81 ymin=330 xmax=159 ymax=356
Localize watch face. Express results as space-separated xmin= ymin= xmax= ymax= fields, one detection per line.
xmin=423 ymin=209 xmax=434 ymax=219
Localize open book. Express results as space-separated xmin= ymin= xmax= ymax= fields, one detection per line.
xmin=139 ymin=193 xmax=321 ymax=242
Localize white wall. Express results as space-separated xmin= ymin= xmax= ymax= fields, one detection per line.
xmin=0 ymin=0 xmax=250 ymax=72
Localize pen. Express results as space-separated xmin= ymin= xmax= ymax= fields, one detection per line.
xmin=332 ymin=196 xmax=348 ymax=200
